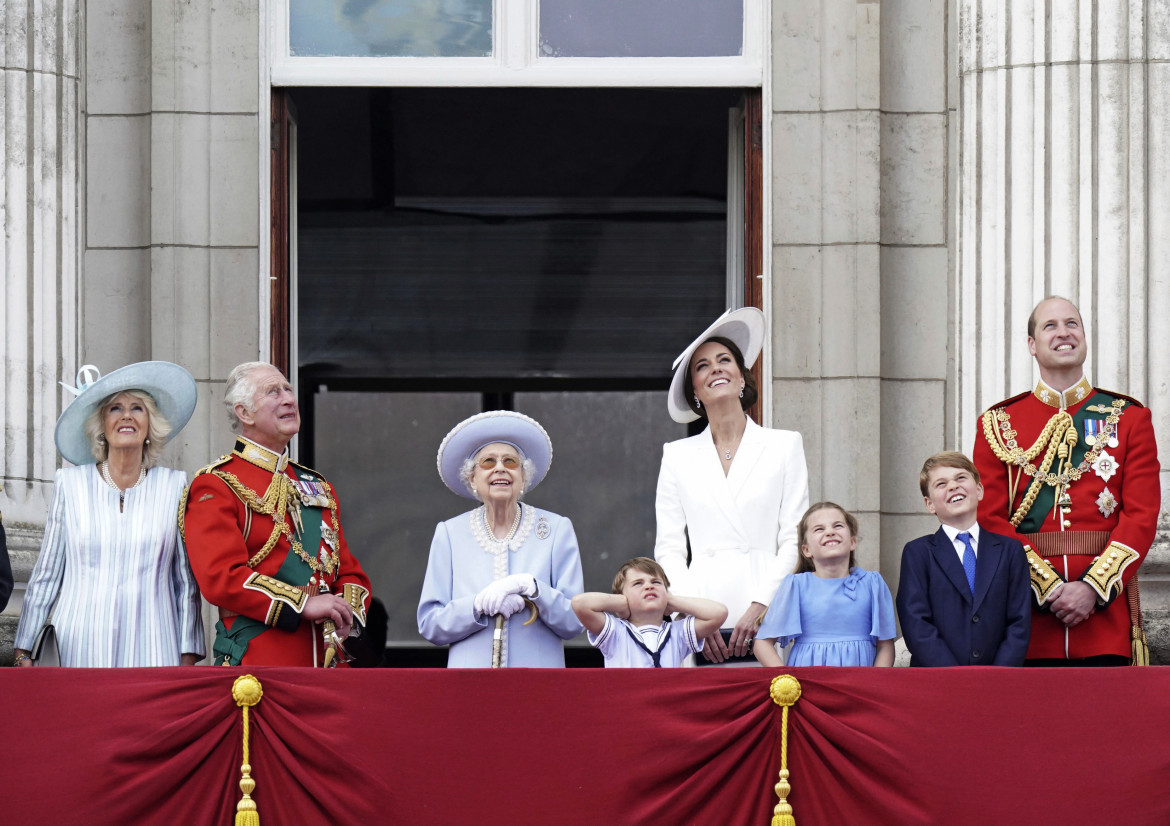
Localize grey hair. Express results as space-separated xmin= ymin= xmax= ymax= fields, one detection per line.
xmin=224 ymin=361 xmax=272 ymax=433
xmin=458 ymin=449 xmax=536 ymax=501
xmin=84 ymin=390 xmax=172 ymax=468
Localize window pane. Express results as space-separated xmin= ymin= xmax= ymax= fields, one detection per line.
xmin=539 ymin=0 xmax=742 ymax=57
xmin=294 ymin=87 xmax=734 ymax=381
xmin=290 ymin=0 xmax=492 ymax=57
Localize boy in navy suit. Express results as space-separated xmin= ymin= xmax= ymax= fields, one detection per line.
xmin=897 ymin=452 xmax=1031 ymax=666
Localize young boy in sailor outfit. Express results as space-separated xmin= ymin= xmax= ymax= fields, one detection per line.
xmin=572 ymin=558 xmax=726 ymax=668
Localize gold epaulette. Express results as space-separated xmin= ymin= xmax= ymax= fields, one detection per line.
xmin=979 ymin=390 xmax=1031 ymax=419
xmin=194 ymin=454 xmax=233 ymax=477
xmin=1081 ymin=541 xmax=1139 ymax=605
xmin=1025 ymin=547 xmax=1064 ymax=605
xmin=1093 ymin=388 xmax=1145 ymax=409
xmin=289 ymin=459 xmax=328 ymax=484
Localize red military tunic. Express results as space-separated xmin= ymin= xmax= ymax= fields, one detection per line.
xmin=182 ymin=437 xmax=371 ymax=666
xmin=973 ymin=376 xmax=1160 ymax=661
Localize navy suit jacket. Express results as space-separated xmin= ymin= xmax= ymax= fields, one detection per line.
xmin=896 ymin=525 xmax=1031 ymax=666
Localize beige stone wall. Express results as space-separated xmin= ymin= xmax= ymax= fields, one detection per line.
xmin=770 ymin=0 xmax=954 ymax=586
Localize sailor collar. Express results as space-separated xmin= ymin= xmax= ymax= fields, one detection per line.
xmin=233 ymin=437 xmax=290 ymax=473
xmin=1033 ymin=376 xmax=1093 ymax=410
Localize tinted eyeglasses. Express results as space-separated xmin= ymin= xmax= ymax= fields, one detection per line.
xmin=478 ymin=455 xmax=521 ymax=470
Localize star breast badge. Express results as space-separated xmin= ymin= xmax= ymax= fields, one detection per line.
xmin=1096 ymin=487 xmax=1118 ymax=518
xmin=1092 ymin=450 xmax=1118 ymax=482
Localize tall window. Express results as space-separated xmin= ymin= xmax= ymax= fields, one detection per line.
xmin=290 ymin=87 xmax=740 ymax=659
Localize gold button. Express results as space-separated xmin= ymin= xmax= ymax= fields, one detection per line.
xmin=1063 ymin=520 xmax=1071 ymax=528
xmin=1097 ymin=568 xmax=1106 ymax=575
xmin=1110 ymin=552 xmax=1119 ymax=559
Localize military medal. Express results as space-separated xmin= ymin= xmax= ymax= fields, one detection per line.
xmin=1083 ymin=418 xmax=1102 ymax=446
xmin=536 ymin=516 xmax=551 ymax=540
xmin=1097 ymin=486 xmax=1118 ymax=518
xmin=321 ymin=522 xmax=339 ymax=551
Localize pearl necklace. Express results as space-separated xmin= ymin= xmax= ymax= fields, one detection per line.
xmin=100 ymin=461 xmax=146 ymax=510
xmin=483 ymin=504 xmax=522 ymax=544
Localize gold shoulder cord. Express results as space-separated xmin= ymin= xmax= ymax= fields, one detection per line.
xmin=982 ymin=399 xmax=1127 ymax=528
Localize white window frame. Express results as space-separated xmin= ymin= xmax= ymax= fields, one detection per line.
xmin=270 ymin=0 xmax=764 ymax=87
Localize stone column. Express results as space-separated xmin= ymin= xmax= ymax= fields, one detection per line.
xmin=771 ymin=1 xmax=883 ymax=567
xmin=0 ymin=0 xmax=81 ymax=645
xmin=957 ymin=0 xmax=1170 ymax=658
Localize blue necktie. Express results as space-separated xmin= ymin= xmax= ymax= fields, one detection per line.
xmin=958 ymin=532 xmax=976 ymax=594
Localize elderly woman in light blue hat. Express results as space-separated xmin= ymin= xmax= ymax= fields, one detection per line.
xmin=418 ymin=411 xmax=584 ymax=667
xmin=13 ymin=362 xmax=206 ymax=667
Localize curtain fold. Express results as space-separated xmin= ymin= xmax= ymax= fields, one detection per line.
xmin=7 ymin=666 xmax=1169 ymax=825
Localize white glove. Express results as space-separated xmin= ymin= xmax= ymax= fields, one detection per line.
xmin=497 ymin=594 xmax=526 ymax=619
xmin=474 ymin=574 xmax=537 ymax=617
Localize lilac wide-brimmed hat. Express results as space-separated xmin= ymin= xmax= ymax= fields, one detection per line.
xmin=436 ymin=410 xmax=553 ymax=499
xmin=54 ymin=361 xmax=197 ymax=465
xmin=667 ymin=307 xmax=766 ymax=424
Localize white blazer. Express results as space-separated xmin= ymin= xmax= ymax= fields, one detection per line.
xmin=654 ymin=417 xmax=809 ymax=626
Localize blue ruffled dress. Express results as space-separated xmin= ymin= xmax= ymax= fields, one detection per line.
xmin=757 ymin=568 xmax=896 ymax=666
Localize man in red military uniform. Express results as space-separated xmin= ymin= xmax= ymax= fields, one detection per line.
xmin=973 ymin=297 xmax=1160 ymax=665
xmin=182 ymin=362 xmax=371 ymax=666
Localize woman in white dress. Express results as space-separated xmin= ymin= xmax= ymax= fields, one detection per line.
xmin=654 ymin=308 xmax=810 ymax=664
xmin=13 ymin=362 xmax=205 ymax=667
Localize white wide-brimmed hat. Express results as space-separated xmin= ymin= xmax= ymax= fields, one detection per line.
xmin=667 ymin=307 xmax=766 ymax=423
xmin=54 ymin=362 xmax=198 ymax=465
xmin=436 ymin=410 xmax=553 ymax=499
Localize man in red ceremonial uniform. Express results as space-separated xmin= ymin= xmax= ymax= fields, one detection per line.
xmin=973 ymin=297 xmax=1160 ymax=665
xmin=182 ymin=362 xmax=371 ymax=666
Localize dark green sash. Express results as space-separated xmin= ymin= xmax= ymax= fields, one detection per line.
xmin=1016 ymin=391 xmax=1117 ymax=533
xmin=213 ymin=477 xmax=325 ymax=665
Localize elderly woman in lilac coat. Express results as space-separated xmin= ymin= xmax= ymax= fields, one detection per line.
xmin=417 ymin=411 xmax=584 ymax=667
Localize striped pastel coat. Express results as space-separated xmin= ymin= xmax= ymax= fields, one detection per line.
xmin=15 ymin=464 xmax=205 ymax=666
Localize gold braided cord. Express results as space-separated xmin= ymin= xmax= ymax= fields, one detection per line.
xmin=769 ymin=675 xmax=802 ymax=826
xmin=1008 ymin=414 xmax=1069 ymax=527
xmin=981 ymin=400 xmax=1127 ymax=528
xmin=211 ymin=470 xmax=298 ymax=568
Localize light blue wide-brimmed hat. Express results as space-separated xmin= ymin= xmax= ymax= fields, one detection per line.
xmin=54 ymin=361 xmax=198 ymax=465
xmin=436 ymin=410 xmax=553 ymax=499
xmin=667 ymin=307 xmax=766 ymax=424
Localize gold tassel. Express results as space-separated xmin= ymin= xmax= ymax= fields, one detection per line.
xmin=769 ymin=675 xmax=802 ymax=826
xmin=1131 ymin=626 xmax=1149 ymax=667
xmin=232 ymin=675 xmax=264 ymax=826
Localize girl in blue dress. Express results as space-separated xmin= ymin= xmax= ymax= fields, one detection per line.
xmin=754 ymin=502 xmax=896 ymax=667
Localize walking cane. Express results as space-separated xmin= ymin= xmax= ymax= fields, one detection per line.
xmin=491 ymin=599 xmax=539 ymax=668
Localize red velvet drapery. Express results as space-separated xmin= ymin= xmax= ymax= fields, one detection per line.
xmin=4 ymin=667 xmax=1168 ymax=825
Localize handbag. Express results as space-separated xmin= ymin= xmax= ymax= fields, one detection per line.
xmin=30 ymin=622 xmax=60 ymax=666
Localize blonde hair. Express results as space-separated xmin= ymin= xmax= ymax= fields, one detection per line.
xmin=794 ymin=502 xmax=859 ymax=574
xmin=84 ymin=390 xmax=172 ymax=467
